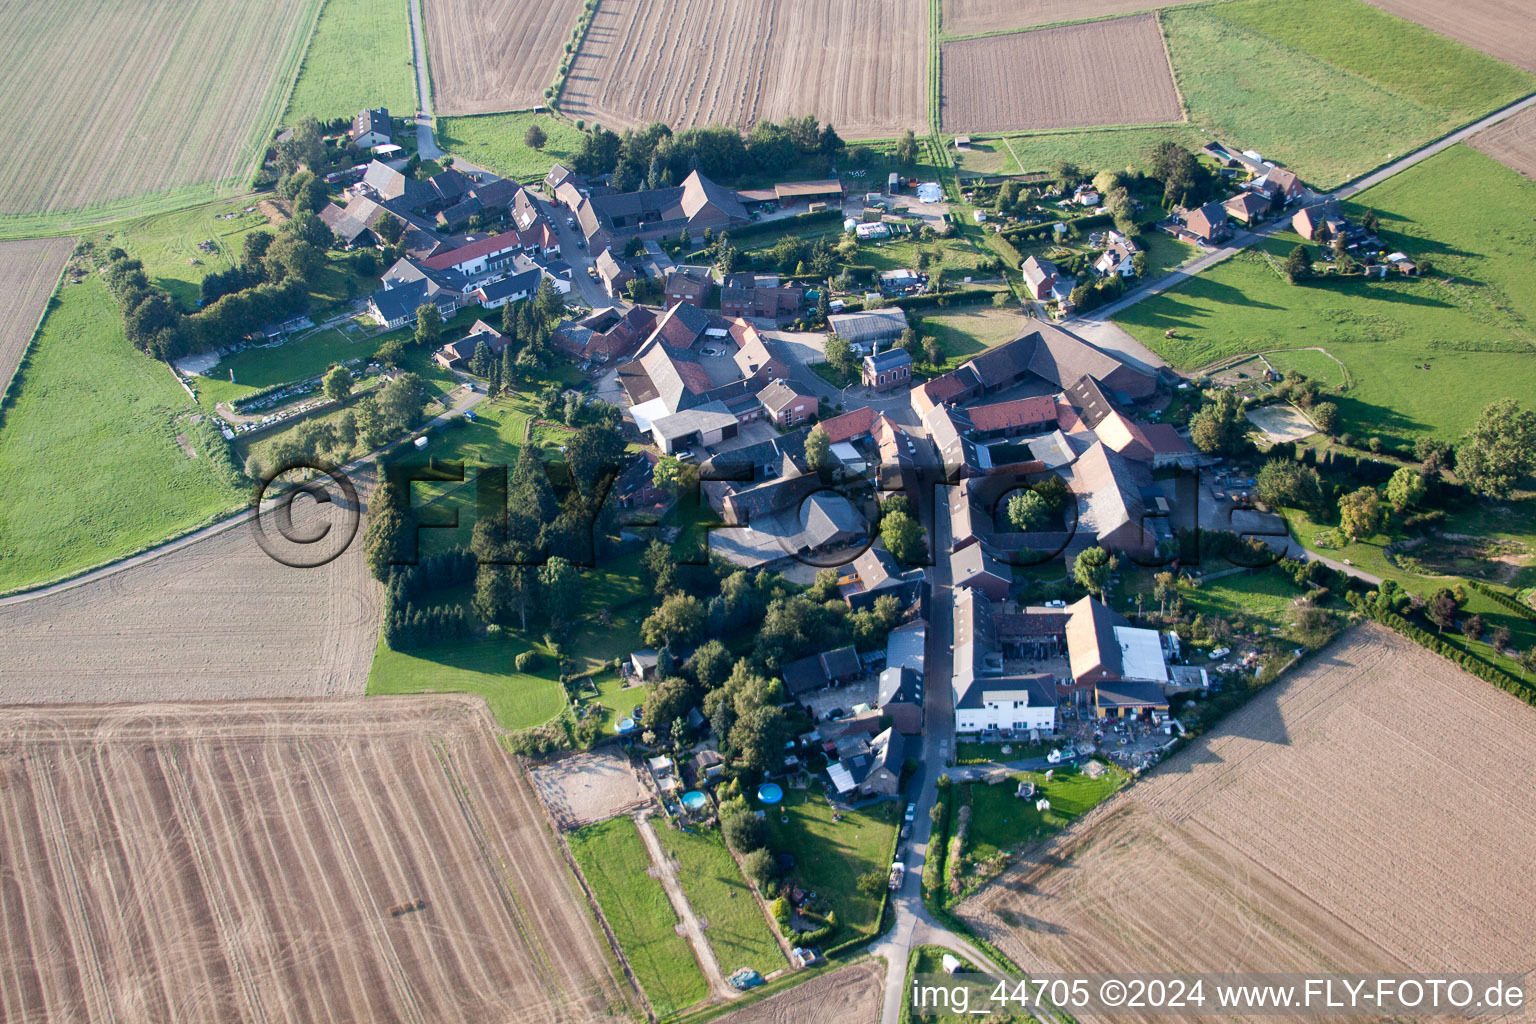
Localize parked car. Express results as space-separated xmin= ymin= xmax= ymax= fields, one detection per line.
xmin=903 ymin=803 xmax=916 ymax=823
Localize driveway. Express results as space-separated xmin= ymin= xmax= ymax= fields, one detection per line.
xmin=536 ymin=192 xmax=615 ymax=309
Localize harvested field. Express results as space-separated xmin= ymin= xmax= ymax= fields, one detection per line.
xmin=1364 ymin=0 xmax=1536 ymax=73
xmin=561 ymin=0 xmax=927 ymax=138
xmin=941 ymin=16 xmax=1184 ymax=133
xmin=530 ymin=749 xmax=652 ymax=829
xmin=0 ymin=238 xmax=73 ymax=402
xmin=0 ymin=483 xmax=378 ymax=704
xmin=421 ymin=0 xmax=582 ymax=115
xmin=959 ymin=625 xmax=1536 ymax=1022
xmin=942 ymin=0 xmax=1202 ymax=38
xmin=0 ymin=697 xmax=633 ymax=1024
xmin=1470 ymin=105 xmax=1536 ymax=179
xmin=0 ymin=0 xmax=321 ymax=232
xmin=711 ymin=960 xmax=885 ymax=1024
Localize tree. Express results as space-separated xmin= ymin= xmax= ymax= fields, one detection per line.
xmin=689 ymin=640 xmax=734 ymax=689
xmin=1455 ymin=399 xmax=1536 ymax=498
xmin=730 ymin=705 xmax=792 ymax=774
xmin=1520 ymin=647 xmax=1536 ymax=683
xmin=881 ymin=510 xmax=926 ymax=565
xmin=642 ymin=538 xmax=679 ymax=596
xmin=1310 ymin=401 xmax=1340 ymax=435
xmin=539 ymin=556 xmax=581 ymax=630
xmin=824 ymin=334 xmax=857 ymax=376
xmin=565 ymin=421 xmax=625 ymax=496
xmin=1153 ymin=571 xmax=1177 ymax=616
xmin=1007 ymin=490 xmax=1048 ymax=532
xmin=1073 ymin=546 xmax=1114 ymax=598
xmin=414 ymin=303 xmax=442 ymax=348
xmin=1427 ymin=587 xmax=1459 ymax=634
xmin=534 ymin=277 xmax=565 ymax=324
xmin=1490 ymin=625 xmax=1511 ymax=653
xmin=1463 ymin=613 xmax=1484 ymax=643
xmin=524 ymin=123 xmax=547 ymax=149
xmin=642 ymin=593 xmax=705 ymax=649
xmin=722 ymin=809 xmax=767 ymax=852
xmin=322 ymin=365 xmax=354 ymax=403
xmin=741 ymin=847 xmax=776 ymax=892
xmin=805 ymin=424 xmax=834 ymax=477
xmin=893 ymin=129 xmax=918 ymax=167
xmin=1282 ymin=244 xmax=1314 ymax=283
xmin=1256 ymin=458 xmax=1324 ymax=513
xmin=652 ymin=455 xmax=696 ymax=497
xmin=362 ymin=483 xmax=406 ymax=582
xmin=1361 ymin=208 xmax=1379 ymax=234
xmin=1189 ymin=389 xmax=1246 ymax=455
xmin=1337 ymin=487 xmax=1383 ymax=542
xmin=644 ymin=676 xmax=700 ymax=735
xmin=856 ymin=870 xmax=889 ymax=899
xmin=1385 ymin=466 xmax=1426 ymax=512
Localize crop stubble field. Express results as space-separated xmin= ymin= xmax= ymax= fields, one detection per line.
xmin=561 ymin=0 xmax=927 ymax=137
xmin=710 ymin=960 xmax=885 ymax=1024
xmin=0 ymin=238 xmax=74 ymax=401
xmin=422 ymin=0 xmax=584 ymax=115
xmin=940 ymin=15 xmax=1183 ymax=133
xmin=941 ymin=0 xmax=1201 ymax=38
xmin=1364 ymin=0 xmax=1536 ymax=73
xmin=0 ymin=0 xmax=321 ymax=230
xmin=1470 ymin=105 xmax=1536 ymax=179
xmin=0 ymin=697 xmax=631 ymax=1024
xmin=959 ymin=626 xmax=1536 ymax=1022
xmin=0 ymin=493 xmax=379 ymax=704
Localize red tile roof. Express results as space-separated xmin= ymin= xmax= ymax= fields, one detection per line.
xmin=421 ymin=231 xmax=521 ymax=270
xmin=818 ymin=406 xmax=878 ymax=444
xmin=966 ymin=396 xmax=1057 ymax=433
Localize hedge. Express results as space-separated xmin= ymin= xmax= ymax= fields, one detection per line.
xmin=890 ymin=287 xmax=996 ymax=312
xmin=728 ymin=208 xmax=842 ymax=244
xmin=1467 ymin=580 xmax=1536 ymax=622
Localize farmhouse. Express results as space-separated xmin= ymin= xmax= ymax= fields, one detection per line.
xmin=367 ymin=259 xmax=465 ymax=328
xmin=1182 ymin=201 xmax=1231 ymax=243
xmin=1021 ymin=255 xmax=1069 ymax=301
xmin=650 ymin=402 xmax=741 ymax=454
xmin=1292 ymin=198 xmax=1350 ymax=241
xmin=783 ymin=646 xmax=864 ymax=696
xmin=959 ymin=320 xmax=1157 ymax=402
xmin=1223 ymin=190 xmax=1272 ymax=226
xmin=952 ymin=586 xmax=1059 ymax=735
xmin=576 ymin=171 xmax=749 ymax=251
xmin=1093 ymin=231 xmax=1140 ymax=278
xmin=350 ymin=108 xmax=392 ymax=150
xmin=756 ymin=379 xmax=816 ymax=427
xmin=952 ymin=543 xmax=1011 ymax=601
xmin=553 ymin=305 xmax=656 ymax=365
xmin=471 ymin=267 xmax=541 ymax=309
xmin=863 ymin=345 xmax=913 ymax=391
xmin=838 ymin=546 xmax=926 ymax=612
xmin=595 ymin=247 xmax=637 ymax=299
xmin=663 ymin=264 xmax=715 ymax=309
xmin=422 ymin=231 xmax=525 ymax=281
xmin=964 ymin=396 xmax=1058 ymax=439
xmin=827 ymin=726 xmax=905 ymax=798
xmin=719 ymin=272 xmax=803 ymax=319
xmin=1063 ymin=441 xmax=1162 ymax=557
xmin=1254 ymin=164 xmax=1306 ymax=205
xmin=877 ymin=666 xmax=924 ymax=734
xmin=771 ymin=180 xmax=846 ymax=207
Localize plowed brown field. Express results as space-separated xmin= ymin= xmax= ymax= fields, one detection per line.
xmin=940 ymin=16 xmax=1184 ymax=133
xmin=0 ymin=483 xmax=378 ymax=704
xmin=711 ymin=960 xmax=884 ymax=1024
xmin=942 ymin=0 xmax=1203 ymax=38
xmin=422 ymin=0 xmax=583 ymax=115
xmin=1365 ymin=0 xmax=1536 ymax=73
xmin=1470 ymin=106 xmax=1536 ymax=179
xmin=561 ymin=0 xmax=927 ymax=137
xmin=0 ymin=238 xmax=73 ymax=400
xmin=959 ymin=625 xmax=1536 ymax=1023
xmin=0 ymin=697 xmax=633 ymax=1024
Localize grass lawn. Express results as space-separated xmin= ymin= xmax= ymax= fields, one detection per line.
xmin=1139 ymin=230 xmax=1198 ymax=278
xmin=958 ymin=763 xmax=1129 ymax=866
xmin=580 ymin=669 xmax=653 ymax=734
xmin=569 ymin=818 xmax=709 ymax=1019
xmin=1115 ymin=145 xmax=1536 ymax=448
xmin=652 ymin=825 xmax=785 ymax=977
xmin=284 ymin=0 xmax=417 ymax=122
xmin=952 ymin=739 xmax=1049 ymax=765
xmin=0 ymin=278 xmax=244 ymax=594
xmin=105 ymin=198 xmax=272 ymax=309
xmin=762 ymin=787 xmax=899 ymax=940
xmin=437 ymin=112 xmax=586 ymax=183
xmin=914 ymin=304 xmax=1027 ymax=371
xmin=1163 ymin=0 xmax=1535 ymax=189
xmin=206 ymin=323 xmax=380 ymax=390
xmin=959 ymin=123 xmax=1212 ymax=178
xmin=366 ymin=630 xmax=568 ymax=731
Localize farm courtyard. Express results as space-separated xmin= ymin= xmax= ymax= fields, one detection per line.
xmin=959 ymin=625 xmax=1536 ymax=1009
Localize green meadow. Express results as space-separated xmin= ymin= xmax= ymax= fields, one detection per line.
xmin=284 ymin=0 xmax=417 ymax=122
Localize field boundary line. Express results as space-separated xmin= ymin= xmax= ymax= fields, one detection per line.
xmin=1154 ymin=10 xmax=1190 ymax=123
xmin=938 ymin=0 xmax=1235 ymax=42
xmin=0 ymin=240 xmax=74 ymax=421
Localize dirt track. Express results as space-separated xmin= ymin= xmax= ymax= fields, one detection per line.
xmin=0 ymin=482 xmax=378 ymax=704
xmin=940 ymin=16 xmax=1184 ymax=133
xmin=0 ymin=238 xmax=73 ymax=400
xmin=1470 ymin=105 xmax=1536 ymax=179
xmin=710 ymin=960 xmax=884 ymax=1024
xmin=959 ymin=625 xmax=1536 ymax=1023
xmin=942 ymin=0 xmax=1201 ymax=39
xmin=422 ymin=0 xmax=582 ymax=115
xmin=1365 ymin=0 xmax=1536 ymax=73
xmin=0 ymin=696 xmax=633 ymax=1024
xmin=560 ymin=0 xmax=927 ymax=137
